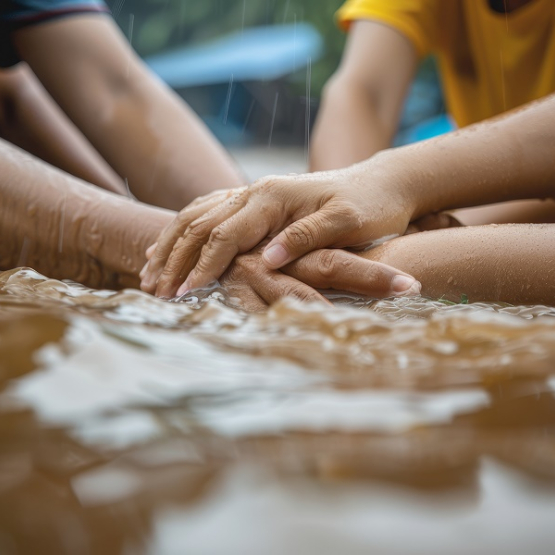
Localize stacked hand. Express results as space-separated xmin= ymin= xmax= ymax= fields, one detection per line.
xmin=139 ymin=152 xmax=459 ymax=306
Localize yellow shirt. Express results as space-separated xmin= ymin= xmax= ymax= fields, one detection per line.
xmin=337 ymin=0 xmax=555 ymax=127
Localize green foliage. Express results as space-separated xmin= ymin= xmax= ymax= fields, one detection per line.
xmin=109 ymin=0 xmax=346 ymax=95
xmin=437 ymin=294 xmax=470 ymax=306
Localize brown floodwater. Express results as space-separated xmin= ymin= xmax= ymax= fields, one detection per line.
xmin=1 ymin=267 xmax=555 ymax=554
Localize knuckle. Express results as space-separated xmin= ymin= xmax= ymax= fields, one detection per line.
xmin=235 ymin=254 xmax=258 ymax=273
xmin=281 ymin=285 xmax=316 ymax=303
xmin=232 ymin=189 xmax=249 ymax=206
xmin=284 ymin=220 xmax=318 ymax=250
xmin=225 ymin=262 xmax=244 ymax=282
xmin=207 ymin=224 xmax=231 ymax=247
xmin=252 ymin=175 xmax=285 ymax=194
xmin=336 ymin=202 xmax=364 ymax=229
xmin=278 ymin=283 xmax=302 ymax=299
xmin=184 ymin=220 xmax=210 ymax=242
xmin=316 ymin=250 xmax=342 ymax=279
xmin=194 ymin=243 xmax=224 ymax=275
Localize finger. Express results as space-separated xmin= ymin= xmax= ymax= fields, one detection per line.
xmin=140 ymin=242 xmax=158 ymax=279
xmin=283 ymin=249 xmax=421 ymax=298
xmin=231 ymin=255 xmax=330 ymax=306
xmin=139 ymin=260 xmax=149 ymax=280
xmin=251 ymin=271 xmax=331 ymax=307
xmin=262 ymin=204 xmax=359 ymax=269
xmin=223 ymin=282 xmax=267 ymax=313
xmin=176 ymin=202 xmax=284 ymax=295
xmin=155 ymin=191 xmax=254 ymax=297
xmin=141 ymin=191 xmax=231 ymax=293
xmin=145 ymin=242 xmax=158 ymax=260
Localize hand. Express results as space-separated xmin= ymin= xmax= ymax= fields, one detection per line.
xmin=139 ymin=187 xmax=246 ymax=294
xmin=141 ymin=151 xmax=418 ymax=298
xmin=218 ymin=246 xmax=422 ymax=312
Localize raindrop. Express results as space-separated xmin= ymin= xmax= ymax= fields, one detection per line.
xmin=305 ymin=56 xmax=312 ymax=164
xmin=242 ymin=98 xmax=256 ymax=135
xmin=499 ymin=50 xmax=507 ymax=111
xmin=282 ymin=0 xmax=290 ymax=23
xmin=17 ymin=237 xmax=30 ymax=267
xmin=58 ymin=196 xmax=67 ymax=254
xmin=112 ymin=0 xmax=126 ymax=19
xmin=223 ymin=74 xmax=234 ymax=125
xmin=241 ymin=0 xmax=246 ymax=35
xmin=128 ymin=13 xmax=134 ymax=45
xmin=268 ymin=92 xmax=279 ymax=147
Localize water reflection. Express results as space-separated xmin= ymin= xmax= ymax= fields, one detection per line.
xmin=1 ymin=268 xmax=555 ymax=554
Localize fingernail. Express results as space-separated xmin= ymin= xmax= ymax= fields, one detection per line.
xmin=263 ymin=244 xmax=288 ymax=267
xmin=176 ymin=280 xmax=190 ymax=297
xmin=391 ymin=275 xmax=421 ymax=296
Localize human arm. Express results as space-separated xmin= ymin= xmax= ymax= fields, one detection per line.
xmin=0 ymin=63 xmax=126 ymax=195
xmin=217 ymin=223 xmax=555 ymax=309
xmin=7 ymin=133 xmax=547 ymax=309
xmin=11 ymin=15 xmax=245 ymax=210
xmin=353 ymin=224 xmax=555 ymax=306
xmin=310 ymin=20 xmax=417 ymax=171
xmin=141 ymin=92 xmax=555 ymax=297
xmin=0 ymin=137 xmax=172 ymax=289
xmin=0 ymin=137 xmax=419 ymax=306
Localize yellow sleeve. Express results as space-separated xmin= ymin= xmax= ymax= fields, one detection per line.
xmin=336 ymin=0 xmax=441 ymax=58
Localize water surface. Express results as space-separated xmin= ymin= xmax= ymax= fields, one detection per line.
xmin=1 ymin=267 xmax=555 ymax=554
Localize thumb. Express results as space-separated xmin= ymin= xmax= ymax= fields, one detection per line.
xmin=262 ymin=207 xmax=355 ymax=269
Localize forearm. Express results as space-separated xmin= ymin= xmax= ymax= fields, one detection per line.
xmin=310 ymin=20 xmax=416 ymax=173
xmin=384 ymin=94 xmax=555 ymax=219
xmin=0 ymin=64 xmax=125 ymax=195
xmin=14 ymin=16 xmax=245 ymax=210
xmin=310 ymin=76 xmax=391 ymax=172
xmin=363 ymin=224 xmax=555 ymax=305
xmin=0 ymin=139 xmax=172 ymax=289
xmin=92 ymin=66 xmax=245 ymax=208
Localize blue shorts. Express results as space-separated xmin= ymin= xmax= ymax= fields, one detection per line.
xmin=0 ymin=0 xmax=109 ymax=67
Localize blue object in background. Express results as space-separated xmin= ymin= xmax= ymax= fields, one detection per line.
xmin=394 ymin=63 xmax=455 ymax=146
xmin=402 ymin=114 xmax=456 ymax=143
xmin=145 ymin=23 xmax=323 ymax=89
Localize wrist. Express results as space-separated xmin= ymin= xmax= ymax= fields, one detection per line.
xmin=359 ymin=148 xmax=425 ymax=220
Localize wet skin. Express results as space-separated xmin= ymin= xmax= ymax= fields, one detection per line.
xmin=2 ymin=7 xmax=553 ymax=309
xmin=310 ymin=13 xmax=555 ymax=229
xmin=1 ymin=138 xmax=554 ymax=311
xmin=0 ymin=138 xmax=419 ymax=308
xmin=142 ymin=93 xmax=555 ymax=298
xmin=9 ymin=14 xmax=245 ymax=210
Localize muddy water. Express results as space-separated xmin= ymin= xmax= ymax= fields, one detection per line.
xmin=1 ymin=267 xmax=555 ymax=554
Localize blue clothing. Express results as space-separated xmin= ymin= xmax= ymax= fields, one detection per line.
xmin=0 ymin=0 xmax=109 ymax=67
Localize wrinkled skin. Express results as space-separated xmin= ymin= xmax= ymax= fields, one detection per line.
xmin=141 ymin=94 xmax=555 ymax=298
xmin=139 ymin=163 xmax=419 ymax=298
xmin=2 ymin=137 xmax=555 ymax=310
xmin=151 ymin=242 xmax=423 ymax=311
xmin=0 ymin=138 xmax=422 ymax=309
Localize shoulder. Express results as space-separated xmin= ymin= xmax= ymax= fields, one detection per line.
xmin=337 ymin=0 xmax=446 ymax=58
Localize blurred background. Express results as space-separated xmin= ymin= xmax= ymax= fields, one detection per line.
xmin=107 ymin=0 xmax=451 ymax=176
